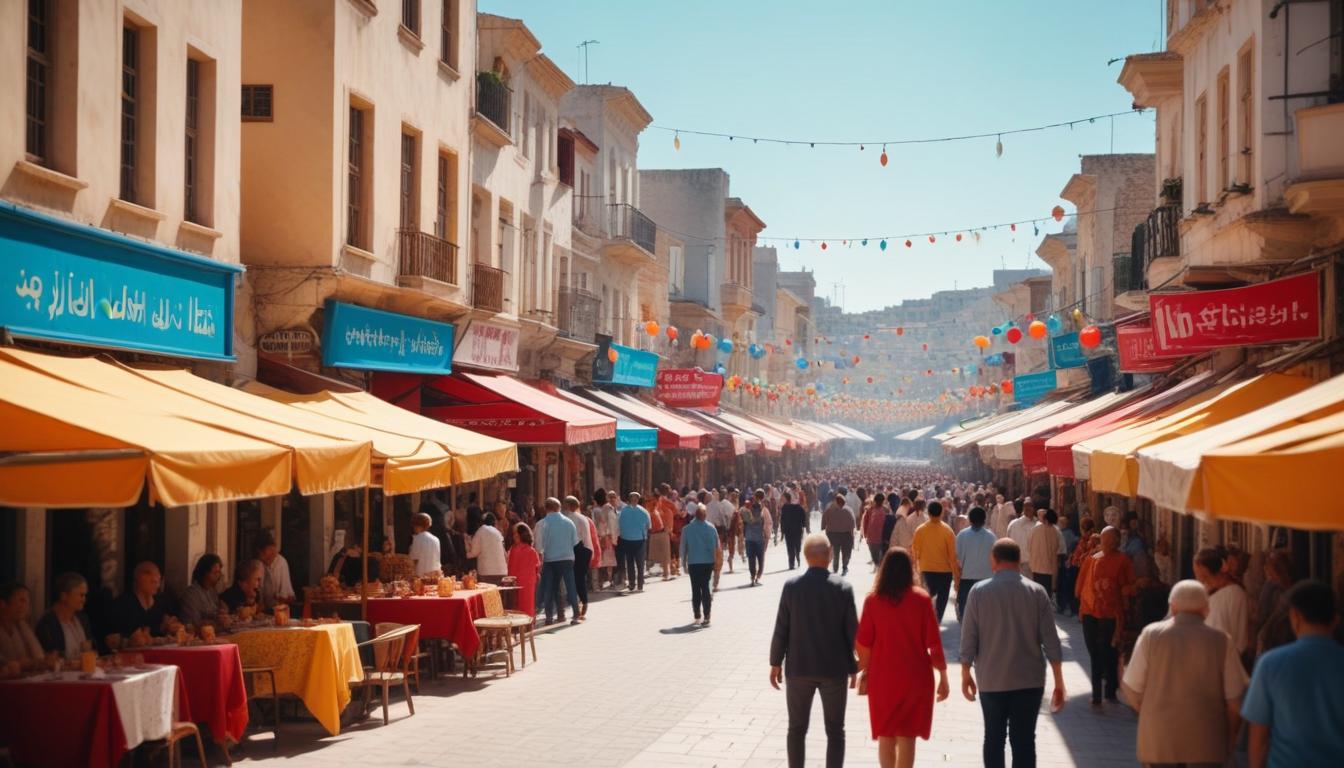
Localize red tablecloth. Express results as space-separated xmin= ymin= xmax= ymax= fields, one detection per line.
xmin=0 ymin=667 xmax=189 ymax=768
xmin=140 ymin=644 xmax=248 ymax=744
xmin=365 ymin=591 xmax=487 ymax=657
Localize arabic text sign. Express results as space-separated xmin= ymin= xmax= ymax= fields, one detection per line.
xmin=655 ymin=368 xmax=723 ymax=408
xmin=1116 ymin=322 xmax=1178 ymax=373
xmin=1050 ymin=332 xmax=1088 ymax=369
xmin=595 ymin=343 xmax=659 ymax=388
xmin=323 ymin=301 xmax=454 ymax=374
xmin=452 ymin=320 xmax=520 ymax=372
xmin=2 ymin=204 xmax=237 ymax=359
xmin=1013 ymin=369 xmax=1058 ymax=406
xmin=1149 ymin=272 xmax=1322 ymax=355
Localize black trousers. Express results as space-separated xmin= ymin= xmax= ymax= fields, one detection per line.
xmin=618 ymin=537 xmax=646 ymax=590
xmin=785 ymin=676 xmax=847 ymax=768
xmin=573 ymin=544 xmax=591 ymax=605
xmin=956 ymin=578 xmax=980 ymax=622
xmin=979 ymin=687 xmax=1043 ymax=768
xmin=867 ymin=542 xmax=885 ymax=566
xmin=1032 ymin=572 xmax=1054 ymax=598
xmin=826 ymin=532 xmax=853 ymax=572
xmin=1081 ymin=614 xmax=1119 ymax=701
xmin=783 ymin=529 xmax=804 ymax=569
xmin=688 ymin=563 xmax=713 ymax=618
xmin=924 ymin=570 xmax=954 ymax=622
xmin=1057 ymin=561 xmax=1078 ymax=613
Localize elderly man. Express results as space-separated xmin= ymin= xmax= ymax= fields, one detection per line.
xmin=769 ymin=533 xmax=858 ymax=768
xmin=679 ymin=503 xmax=720 ymax=626
xmin=408 ymin=511 xmax=441 ymax=577
xmin=617 ymin=492 xmax=651 ymax=593
xmin=820 ymin=493 xmax=857 ymax=576
xmin=1121 ymin=580 xmax=1248 ymax=768
xmin=1076 ymin=526 xmax=1134 ymax=705
xmin=534 ymin=497 xmax=580 ymax=625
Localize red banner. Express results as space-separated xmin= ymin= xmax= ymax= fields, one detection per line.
xmin=1116 ymin=322 xmax=1179 ymax=373
xmin=1149 ymin=271 xmax=1322 ymax=355
xmin=655 ymin=368 xmax=723 ymax=409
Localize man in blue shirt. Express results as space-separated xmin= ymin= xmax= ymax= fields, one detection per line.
xmin=1242 ymin=580 xmax=1344 ymax=768
xmin=955 ymin=506 xmax=997 ymax=623
xmin=533 ymin=497 xmax=580 ymax=626
xmin=617 ymin=492 xmax=651 ymax=592
xmin=679 ymin=503 xmax=720 ymax=626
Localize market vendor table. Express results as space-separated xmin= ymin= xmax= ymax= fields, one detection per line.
xmin=140 ymin=644 xmax=248 ymax=745
xmin=227 ymin=622 xmax=362 ymax=736
xmin=363 ymin=589 xmax=500 ymax=659
xmin=0 ymin=664 xmax=186 ymax=768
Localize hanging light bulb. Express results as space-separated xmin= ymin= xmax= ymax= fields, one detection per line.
xmin=673 ymin=132 xmax=681 ymax=151
xmin=879 ymin=145 xmax=888 ymax=167
xmin=995 ymin=134 xmax=1004 ymax=158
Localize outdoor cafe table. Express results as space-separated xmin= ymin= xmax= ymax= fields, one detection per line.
xmin=139 ymin=643 xmax=248 ymax=745
xmin=226 ymin=622 xmax=363 ymax=736
xmin=0 ymin=664 xmax=187 ymax=768
xmin=363 ymin=588 xmax=501 ymax=658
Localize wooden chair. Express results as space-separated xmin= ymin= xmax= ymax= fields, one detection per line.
xmin=162 ymin=722 xmax=208 ymax=768
xmin=241 ymin=664 xmax=280 ymax=744
xmin=375 ymin=621 xmax=430 ymax=691
xmin=472 ymin=588 xmax=517 ymax=676
xmin=504 ymin=609 xmax=537 ymax=668
xmin=352 ymin=623 xmax=420 ymax=725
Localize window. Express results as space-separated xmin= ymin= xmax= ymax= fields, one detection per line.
xmin=347 ymin=104 xmax=370 ymax=248
xmin=1238 ymin=42 xmax=1254 ymax=185
xmin=185 ymin=60 xmax=200 ymax=221
xmin=439 ymin=0 xmax=457 ymax=69
xmin=401 ymin=0 xmax=419 ymax=36
xmin=399 ymin=130 xmax=418 ymax=231
xmin=26 ymin=0 xmax=51 ymax=164
xmin=669 ymin=245 xmax=684 ymax=295
xmin=241 ymin=84 xmax=272 ymax=121
xmin=1217 ymin=67 xmax=1230 ymax=193
xmin=120 ymin=24 xmax=140 ymax=202
xmin=1195 ymin=93 xmax=1208 ymax=202
xmin=557 ymin=131 xmax=574 ymax=186
xmin=436 ymin=153 xmax=448 ymax=240
xmin=520 ymin=92 xmax=531 ymax=158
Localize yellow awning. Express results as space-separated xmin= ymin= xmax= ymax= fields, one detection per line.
xmin=0 ymin=348 xmax=372 ymax=497
xmin=0 ymin=356 xmax=292 ymax=508
xmin=242 ymin=384 xmax=518 ymax=484
xmin=1085 ymin=373 xmax=1314 ymax=497
xmin=123 ymin=367 xmax=455 ymax=496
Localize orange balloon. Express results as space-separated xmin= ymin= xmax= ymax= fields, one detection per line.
xmin=1052 ymin=205 xmax=1065 ymax=222
xmin=644 ymin=320 xmax=660 ymax=337
xmin=973 ymin=335 xmax=991 ymax=349
xmin=1028 ymin=320 xmax=1047 ymax=339
xmin=896 ymin=327 xmax=904 ymax=336
xmin=607 ymin=347 xmax=619 ymax=363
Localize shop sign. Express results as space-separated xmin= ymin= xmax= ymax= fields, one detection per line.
xmin=322 ymin=300 xmax=453 ymax=374
xmin=1012 ymin=369 xmax=1058 ymax=406
xmin=616 ymin=425 xmax=658 ymax=452
xmin=258 ymin=328 xmax=316 ymax=358
xmin=593 ymin=339 xmax=659 ymax=388
xmin=1149 ymin=271 xmax=1322 ymax=355
xmin=452 ymin=319 xmax=519 ymax=373
xmin=654 ymin=368 xmax=723 ymax=409
xmin=1049 ymin=332 xmax=1088 ymax=369
xmin=1116 ymin=322 xmax=1178 ymax=373
xmin=1 ymin=203 xmax=239 ymax=360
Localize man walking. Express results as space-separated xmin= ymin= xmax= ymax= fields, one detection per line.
xmin=617 ymin=492 xmax=651 ymax=593
xmin=769 ymin=533 xmax=858 ymax=768
xmin=912 ymin=501 xmax=960 ymax=622
xmin=1006 ymin=500 xmax=1035 ymax=577
xmin=533 ymin=497 xmax=580 ymax=626
xmin=820 ymin=493 xmax=856 ymax=575
xmin=679 ymin=503 xmax=720 ymax=626
xmin=778 ymin=491 xmax=809 ymax=570
xmin=955 ymin=506 xmax=996 ymax=622
xmin=1027 ymin=509 xmax=1061 ymax=599
xmin=648 ymin=484 xmax=676 ymax=581
xmin=960 ymin=539 xmax=1066 ymax=768
xmin=1075 ymin=526 xmax=1133 ymax=705
xmin=560 ymin=496 xmax=595 ymax=620
xmin=1120 ymin=580 xmax=1248 ymax=767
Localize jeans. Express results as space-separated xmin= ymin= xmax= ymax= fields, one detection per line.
xmin=1057 ymin=562 xmax=1078 ymax=614
xmin=956 ymin=577 xmax=980 ymax=623
xmin=826 ymin=532 xmax=853 ymax=573
xmin=785 ymin=676 xmax=847 ymax=768
xmin=745 ymin=539 xmax=765 ymax=580
xmin=536 ymin=560 xmax=579 ymax=620
xmin=784 ymin=529 xmax=803 ymax=569
xmin=573 ymin=544 xmax=591 ymax=606
xmin=924 ymin=570 xmax=954 ymax=622
xmin=979 ymin=687 xmax=1043 ymax=768
xmin=1081 ymin=614 xmax=1119 ymax=701
xmin=688 ymin=563 xmax=713 ymax=618
xmin=618 ymin=537 xmax=646 ymax=590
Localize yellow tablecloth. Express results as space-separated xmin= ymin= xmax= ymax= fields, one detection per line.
xmin=228 ymin=623 xmax=363 ymax=735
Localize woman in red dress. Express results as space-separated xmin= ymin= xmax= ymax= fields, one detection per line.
xmin=856 ymin=547 xmax=949 ymax=768
xmin=507 ymin=523 xmax=540 ymax=617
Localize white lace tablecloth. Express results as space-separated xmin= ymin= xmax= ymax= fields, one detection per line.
xmin=28 ymin=665 xmax=178 ymax=749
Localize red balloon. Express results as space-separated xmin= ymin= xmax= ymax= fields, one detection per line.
xmin=1002 ymin=379 xmax=1014 ymax=394
xmin=921 ymin=343 xmax=928 ymax=351
xmin=1080 ymin=325 xmax=1103 ymax=349
xmin=666 ymin=325 xmax=679 ymax=340
xmin=905 ymin=240 xmax=912 ymax=248
xmin=820 ymin=242 xmax=828 ymax=250
xmin=1006 ymin=327 xmax=1023 ymax=344
xmin=955 ymin=233 xmax=963 ymax=242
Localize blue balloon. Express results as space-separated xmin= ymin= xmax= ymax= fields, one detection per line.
xmin=718 ymin=338 xmax=734 ymax=353
xmin=879 ymin=239 xmax=888 ymax=251
xmin=861 ymin=239 xmax=868 ymax=246
xmin=793 ymin=240 xmax=800 ymax=250
xmin=795 ymin=357 xmax=809 ymax=370
xmin=991 ymin=326 xmax=1003 ymax=335
xmin=714 ymin=363 xmax=726 ymax=375
xmin=1046 ymin=314 xmax=1063 ymax=334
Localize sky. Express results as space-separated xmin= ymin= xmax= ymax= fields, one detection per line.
xmin=480 ymin=0 xmax=1165 ymax=313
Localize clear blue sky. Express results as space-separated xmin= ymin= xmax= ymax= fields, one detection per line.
xmin=481 ymin=0 xmax=1163 ymax=312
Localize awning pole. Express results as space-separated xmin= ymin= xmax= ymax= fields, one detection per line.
xmin=361 ymin=486 xmax=369 ymax=622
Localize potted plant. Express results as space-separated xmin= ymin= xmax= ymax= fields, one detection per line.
xmin=1160 ymin=177 xmax=1183 ymax=205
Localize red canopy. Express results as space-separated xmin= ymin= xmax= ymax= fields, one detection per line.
xmin=418 ymin=372 xmax=615 ymax=445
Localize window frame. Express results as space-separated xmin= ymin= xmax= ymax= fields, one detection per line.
xmin=25 ymin=0 xmax=52 ymax=165
xmin=399 ymin=129 xmax=419 ymax=232
xmin=241 ymin=84 xmax=273 ymax=122
xmin=401 ymin=0 xmax=420 ymax=37
xmin=184 ymin=58 xmax=200 ymax=223
xmin=1237 ymin=40 xmax=1255 ymax=186
xmin=347 ymin=104 xmax=369 ymax=248
xmin=1195 ymin=92 xmax=1208 ymax=203
xmin=439 ymin=0 xmax=457 ymax=69
xmin=120 ymin=23 xmax=140 ymax=203
xmin=1216 ymin=67 xmax=1230 ymax=193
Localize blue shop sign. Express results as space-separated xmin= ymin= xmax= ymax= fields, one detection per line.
xmin=1013 ymin=369 xmax=1058 ymax=406
xmin=615 ymin=420 xmax=658 ymax=452
xmin=322 ymin=300 xmax=454 ymax=374
xmin=0 ymin=203 xmax=240 ymax=360
xmin=594 ymin=342 xmax=659 ymax=387
xmin=1050 ymin=332 xmax=1088 ymax=369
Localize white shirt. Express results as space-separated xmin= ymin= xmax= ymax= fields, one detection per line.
xmin=593 ymin=504 xmax=618 ymax=540
xmin=262 ymin=554 xmax=294 ymax=605
xmin=1207 ymin=582 xmax=1251 ymax=653
xmin=409 ymin=530 xmax=441 ymax=576
xmin=989 ymin=504 xmax=1012 ymax=539
xmin=562 ymin=510 xmax=595 ymax=550
xmin=1026 ymin=521 xmax=1060 ymax=576
xmin=845 ymin=491 xmax=861 ymax=514
xmin=710 ymin=499 xmax=735 ymax=529
xmin=1122 ymin=614 xmax=1248 ymax=700
xmin=468 ymin=525 xmax=508 ymax=576
xmin=893 ymin=512 xmax=923 ymax=549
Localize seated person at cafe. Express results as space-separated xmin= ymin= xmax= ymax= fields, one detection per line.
xmin=108 ymin=561 xmax=172 ymax=638
xmin=35 ymin=572 xmax=93 ymax=662
xmin=178 ymin=553 xmax=224 ymax=626
xmin=256 ymin=530 xmax=295 ymax=610
xmin=327 ymin=532 xmax=380 ymax=587
xmin=220 ymin=559 xmax=265 ymax=613
xmin=0 ymin=581 xmax=44 ymax=666
xmin=409 ymin=510 xmax=441 ymax=577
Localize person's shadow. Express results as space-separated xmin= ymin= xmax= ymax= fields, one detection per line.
xmin=659 ymin=623 xmax=705 ymax=635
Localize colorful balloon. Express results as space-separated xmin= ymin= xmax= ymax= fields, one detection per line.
xmin=666 ymin=325 xmax=679 ymax=341
xmin=974 ymin=335 xmax=991 ymax=349
xmin=1006 ymin=327 xmax=1023 ymax=344
xmin=1080 ymin=325 xmax=1103 ymax=349
xmin=644 ymin=320 xmax=660 ymax=337
xmin=607 ymin=347 xmax=619 ymax=363
xmin=1028 ymin=320 xmax=1047 ymax=339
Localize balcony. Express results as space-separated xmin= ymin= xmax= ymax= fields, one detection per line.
xmin=557 ymin=287 xmax=601 ymax=342
xmin=720 ymin=281 xmax=754 ymax=322
xmin=1113 ymin=253 xmax=1135 ymax=295
xmin=471 ymin=262 xmax=506 ymax=314
xmin=572 ymin=195 xmax=605 ymax=239
xmin=472 ymin=72 xmax=511 ymax=147
xmin=1116 ymin=203 xmax=1181 ymax=311
xmin=1143 ymin=202 xmax=1181 ymax=263
xmin=601 ymin=203 xmax=657 ymax=266
xmin=397 ymin=229 xmax=458 ymax=285
xmin=1285 ymin=102 xmax=1344 ymax=218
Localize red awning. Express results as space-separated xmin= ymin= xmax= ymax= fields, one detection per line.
xmin=419 ymin=372 xmax=615 ymax=445
xmin=579 ymin=390 xmax=708 ymax=450
xmin=678 ymin=410 xmax=760 ymax=455
xmin=745 ymin=415 xmax=819 ymax=449
xmin=716 ymin=412 xmax=791 ymax=452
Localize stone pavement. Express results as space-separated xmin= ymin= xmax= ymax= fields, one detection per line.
xmin=242 ymin=541 xmax=1137 ymax=767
